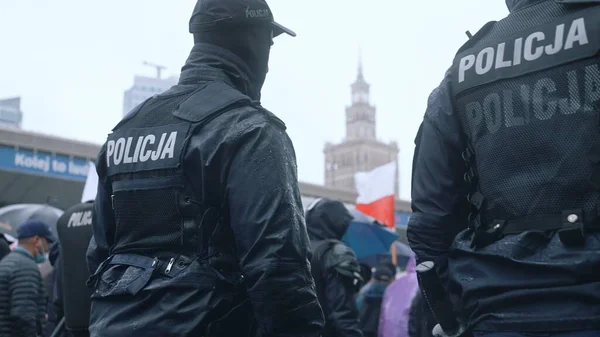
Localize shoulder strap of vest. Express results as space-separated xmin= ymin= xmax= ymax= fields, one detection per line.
xmin=112 ymin=97 xmax=152 ymax=131
xmin=311 ymin=239 xmax=337 ymax=270
xmin=173 ymin=81 xmax=252 ymax=123
xmin=252 ymin=104 xmax=287 ymax=130
xmin=455 ymin=21 xmax=497 ymax=55
xmin=310 ymin=239 xmax=338 ymax=308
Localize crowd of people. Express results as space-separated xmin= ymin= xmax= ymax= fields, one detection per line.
xmin=0 ymin=199 xmax=435 ymax=337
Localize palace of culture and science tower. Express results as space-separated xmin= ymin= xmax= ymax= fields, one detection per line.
xmin=324 ymin=60 xmax=400 ymax=197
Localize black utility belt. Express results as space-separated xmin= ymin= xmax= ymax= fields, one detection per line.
xmin=108 ymin=254 xmax=193 ymax=277
xmin=472 ymin=208 xmax=600 ymax=249
xmin=88 ymin=253 xmax=194 ymax=289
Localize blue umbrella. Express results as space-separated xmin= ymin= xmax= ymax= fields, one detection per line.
xmin=392 ymin=241 xmax=414 ymax=257
xmin=342 ymin=209 xmax=399 ymax=263
xmin=391 ymin=241 xmax=414 ymax=269
xmin=357 ymin=254 xmax=396 ymax=270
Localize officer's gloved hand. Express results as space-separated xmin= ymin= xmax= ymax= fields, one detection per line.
xmin=433 ymin=323 xmax=471 ymax=337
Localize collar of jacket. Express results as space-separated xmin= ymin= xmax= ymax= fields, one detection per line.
xmin=15 ymin=246 xmax=34 ymax=260
xmin=178 ymin=43 xmax=259 ymax=100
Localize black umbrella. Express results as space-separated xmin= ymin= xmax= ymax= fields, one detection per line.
xmin=0 ymin=203 xmax=63 ymax=239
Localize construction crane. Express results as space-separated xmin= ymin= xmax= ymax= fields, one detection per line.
xmin=143 ymin=61 xmax=167 ymax=79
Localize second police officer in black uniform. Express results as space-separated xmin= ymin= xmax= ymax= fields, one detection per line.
xmin=56 ymin=200 xmax=94 ymax=337
xmin=86 ymin=0 xmax=325 ymax=336
xmin=408 ymin=0 xmax=600 ymax=336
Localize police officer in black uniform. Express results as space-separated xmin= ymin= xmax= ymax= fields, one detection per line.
xmin=56 ymin=201 xmax=94 ymax=337
xmin=408 ymin=1 xmax=600 ymax=336
xmin=305 ymin=198 xmax=364 ymax=337
xmin=86 ymin=1 xmax=324 ymax=336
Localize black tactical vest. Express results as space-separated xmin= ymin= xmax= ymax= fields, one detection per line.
xmin=56 ymin=201 xmax=94 ymax=332
xmin=105 ymin=81 xmax=251 ymax=257
xmin=451 ymin=1 xmax=600 ymax=247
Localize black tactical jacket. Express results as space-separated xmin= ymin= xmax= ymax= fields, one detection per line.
xmin=87 ymin=43 xmax=323 ymax=337
xmin=408 ymin=0 xmax=600 ymax=332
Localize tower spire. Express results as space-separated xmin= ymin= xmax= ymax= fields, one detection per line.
xmin=357 ymin=46 xmax=363 ymax=79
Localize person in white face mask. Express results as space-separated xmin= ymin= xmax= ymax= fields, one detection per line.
xmin=0 ymin=220 xmax=55 ymax=337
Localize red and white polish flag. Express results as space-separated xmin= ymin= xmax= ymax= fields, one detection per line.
xmin=354 ymin=161 xmax=396 ymax=228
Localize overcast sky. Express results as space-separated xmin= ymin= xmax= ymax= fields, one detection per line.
xmin=0 ymin=0 xmax=509 ymax=200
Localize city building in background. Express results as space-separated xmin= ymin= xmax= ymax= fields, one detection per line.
xmin=0 ymin=126 xmax=97 ymax=209
xmin=122 ymin=62 xmax=179 ymax=116
xmin=0 ymin=59 xmax=411 ymax=239
xmin=0 ymin=126 xmax=411 ymax=220
xmin=0 ymin=97 xmax=23 ymax=129
xmin=324 ymin=59 xmax=400 ymax=197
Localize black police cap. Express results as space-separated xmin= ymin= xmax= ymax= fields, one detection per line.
xmin=189 ymin=0 xmax=296 ymax=37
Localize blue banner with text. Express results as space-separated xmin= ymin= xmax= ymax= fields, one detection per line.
xmin=0 ymin=146 xmax=89 ymax=182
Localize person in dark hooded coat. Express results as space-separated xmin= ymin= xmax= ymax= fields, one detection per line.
xmin=86 ymin=1 xmax=323 ymax=336
xmin=306 ymin=198 xmax=364 ymax=337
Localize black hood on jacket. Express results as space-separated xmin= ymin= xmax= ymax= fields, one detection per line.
xmin=179 ymin=43 xmax=264 ymax=101
xmin=305 ymin=199 xmax=353 ymax=241
xmin=191 ymin=25 xmax=272 ymax=101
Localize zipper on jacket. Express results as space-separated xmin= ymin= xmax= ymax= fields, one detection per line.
xmin=165 ymin=258 xmax=175 ymax=274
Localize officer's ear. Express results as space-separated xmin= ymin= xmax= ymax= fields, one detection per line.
xmin=31 ymin=236 xmax=43 ymax=250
